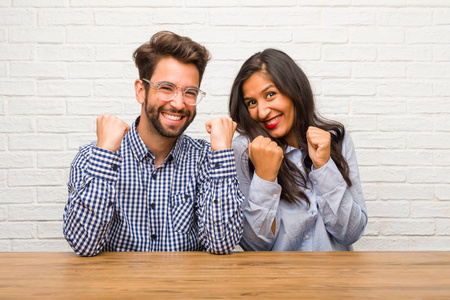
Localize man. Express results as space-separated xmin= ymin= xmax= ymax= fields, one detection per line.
xmin=63 ymin=31 xmax=243 ymax=256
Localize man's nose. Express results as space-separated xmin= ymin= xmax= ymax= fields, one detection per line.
xmin=169 ymin=90 xmax=185 ymax=110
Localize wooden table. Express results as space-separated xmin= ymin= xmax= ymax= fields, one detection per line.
xmin=1 ymin=251 xmax=449 ymax=299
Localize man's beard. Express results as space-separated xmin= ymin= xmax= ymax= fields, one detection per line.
xmin=144 ymin=94 xmax=196 ymax=138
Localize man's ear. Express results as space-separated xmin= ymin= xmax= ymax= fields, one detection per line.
xmin=135 ymin=79 xmax=146 ymax=104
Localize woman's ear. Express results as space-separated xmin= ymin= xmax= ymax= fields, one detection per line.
xmin=135 ymin=79 xmax=146 ymax=104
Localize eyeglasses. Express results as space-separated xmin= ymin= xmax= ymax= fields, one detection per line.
xmin=142 ymin=79 xmax=206 ymax=106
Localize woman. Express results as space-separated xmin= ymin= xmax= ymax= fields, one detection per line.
xmin=229 ymin=49 xmax=367 ymax=251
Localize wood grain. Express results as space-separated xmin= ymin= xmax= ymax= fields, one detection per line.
xmin=1 ymin=251 xmax=449 ymax=299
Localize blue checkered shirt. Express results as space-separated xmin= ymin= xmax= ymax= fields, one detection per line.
xmin=63 ymin=118 xmax=244 ymax=256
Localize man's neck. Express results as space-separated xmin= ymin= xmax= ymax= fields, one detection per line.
xmin=136 ymin=117 xmax=177 ymax=168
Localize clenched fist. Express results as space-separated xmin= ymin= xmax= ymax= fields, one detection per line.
xmin=306 ymin=126 xmax=331 ymax=169
xmin=248 ymin=136 xmax=284 ymax=182
xmin=205 ymin=117 xmax=237 ymax=151
xmin=96 ymin=114 xmax=130 ymax=152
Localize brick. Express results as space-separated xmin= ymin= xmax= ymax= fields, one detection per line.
xmin=352 ymin=133 xmax=407 ymax=149
xmin=315 ymin=97 xmax=350 ymax=114
xmin=0 ymin=81 xmax=36 ymax=96
xmin=11 ymin=239 xmax=70 ymax=252
xmin=0 ymin=240 xmax=11 ymax=252
xmin=407 ymin=0 xmax=450 ymax=7
xmin=323 ymin=45 xmax=377 ymax=61
xmin=352 ymin=0 xmax=406 ymax=6
xmin=436 ymin=186 xmax=450 ymax=200
xmin=434 ymin=151 xmax=450 ymax=167
xmin=95 ymin=10 xmax=155 ymax=26
xmin=12 ymin=0 xmax=69 ymax=7
xmin=239 ymin=0 xmax=296 ymax=6
xmin=378 ymin=81 xmax=433 ymax=96
xmin=9 ymin=169 xmax=66 ymax=187
xmin=379 ymin=150 xmax=433 ymax=166
xmin=183 ymin=27 xmax=237 ymax=43
xmin=380 ymin=220 xmax=435 ymax=235
xmin=377 ymin=9 xmax=432 ymax=26
xmin=0 ymin=8 xmax=35 ymax=25
xmin=239 ymin=29 xmax=292 ymax=43
xmin=322 ymin=8 xmax=375 ymax=25
xmin=0 ymin=99 xmax=5 ymax=115
xmin=67 ymin=134 xmax=96 ymax=150
xmin=407 ymin=28 xmax=450 ymax=44
xmin=360 ymin=167 xmax=407 ymax=183
xmin=350 ymin=28 xmax=404 ymax=44
xmin=186 ymin=0 xmax=235 ymax=7
xmin=69 ymin=0 xmax=126 ymax=7
xmin=352 ymin=98 xmax=407 ymax=114
xmin=38 ymin=9 xmax=92 ymax=25
xmin=38 ymin=151 xmax=77 ymax=168
xmin=0 ymin=136 xmax=5 ymax=151
xmin=0 ymin=117 xmax=35 ymax=133
xmin=38 ymin=46 xmax=94 ymax=62
xmin=409 ymin=168 xmax=450 ymax=184
xmin=38 ymin=81 xmax=91 ymax=97
xmin=293 ymin=28 xmax=347 ymax=43
xmin=354 ymin=150 xmax=378 ymax=167
xmin=210 ymin=9 xmax=265 ymax=26
xmin=435 ymin=82 xmax=450 ymax=96
xmin=38 ymin=186 xmax=68 ymax=203
xmin=332 ymin=115 xmax=377 ymax=132
xmin=0 ymin=170 xmax=6 ymax=187
xmin=9 ymin=134 xmax=65 ymax=150
xmin=323 ymin=80 xmax=376 ymax=96
xmin=353 ymin=63 xmax=406 ymax=78
xmin=9 ymin=27 xmax=65 ymax=43
xmin=95 ymin=47 xmax=133 ymax=62
xmin=8 ymin=204 xmax=64 ymax=221
xmin=0 ymin=62 xmax=7 ymax=77
xmin=0 ymin=206 xmax=6 ymax=221
xmin=366 ymin=201 xmax=410 ymax=218
xmin=301 ymin=62 xmax=350 ymax=78
xmin=265 ymin=8 xmax=321 ymax=26
xmin=0 ymin=188 xmax=36 ymax=204
xmin=408 ymin=63 xmax=450 ymax=78
xmin=292 ymin=0 xmax=350 ymax=5
xmin=37 ymin=222 xmax=64 ymax=238
xmin=353 ymin=236 xmax=408 ymax=251
xmin=37 ymin=117 xmax=93 ymax=133
xmin=363 ymin=220 xmax=380 ymax=236
xmin=409 ymin=99 xmax=450 ymax=114
xmin=409 ymin=133 xmax=450 ymax=149
xmin=67 ymin=99 xmax=124 ymax=116
xmin=0 ymin=223 xmax=35 ymax=239
xmin=0 ymin=152 xmax=35 ymax=168
xmin=11 ymin=62 xmax=67 ymax=78
xmin=67 ymin=27 xmax=124 ymax=44
xmin=154 ymin=9 xmax=207 ymax=25
xmin=94 ymin=81 xmax=134 ymax=98
xmin=433 ymin=46 xmax=450 ymax=61
xmin=378 ymin=46 xmax=431 ymax=61
xmin=68 ymin=62 xmax=124 ymax=79
xmin=378 ymin=116 xmax=433 ymax=132
xmin=408 ymin=237 xmax=450 ymax=251
xmin=9 ymin=98 xmax=65 ymax=115
xmin=436 ymin=220 xmax=450 ymax=235
xmin=434 ymin=116 xmax=450 ymax=132
xmin=379 ymin=184 xmax=433 ymax=200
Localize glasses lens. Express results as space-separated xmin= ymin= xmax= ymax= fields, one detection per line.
xmin=157 ymin=84 xmax=176 ymax=101
xmin=184 ymin=88 xmax=200 ymax=105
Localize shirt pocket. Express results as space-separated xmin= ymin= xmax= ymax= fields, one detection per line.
xmin=170 ymin=189 xmax=195 ymax=234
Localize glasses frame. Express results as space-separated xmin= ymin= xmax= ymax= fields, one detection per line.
xmin=142 ymin=79 xmax=206 ymax=106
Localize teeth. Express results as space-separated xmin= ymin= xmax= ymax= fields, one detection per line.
xmin=163 ymin=113 xmax=182 ymax=121
xmin=265 ymin=115 xmax=280 ymax=125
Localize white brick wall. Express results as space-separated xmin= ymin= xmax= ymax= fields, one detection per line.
xmin=1 ymin=1 xmax=449 ymax=252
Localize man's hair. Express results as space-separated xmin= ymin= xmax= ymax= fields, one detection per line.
xmin=133 ymin=31 xmax=211 ymax=87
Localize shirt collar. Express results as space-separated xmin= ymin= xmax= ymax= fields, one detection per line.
xmin=127 ymin=116 xmax=184 ymax=166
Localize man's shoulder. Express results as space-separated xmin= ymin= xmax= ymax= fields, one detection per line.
xmin=179 ymin=134 xmax=211 ymax=152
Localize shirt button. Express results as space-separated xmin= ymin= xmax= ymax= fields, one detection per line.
xmin=151 ymin=234 xmax=157 ymax=240
xmin=214 ymin=163 xmax=221 ymax=169
xmin=214 ymin=199 xmax=218 ymax=204
xmin=152 ymin=173 xmax=157 ymax=179
xmin=272 ymin=194 xmax=278 ymax=199
xmin=304 ymin=189 xmax=310 ymax=193
xmin=298 ymin=162 xmax=302 ymax=167
xmin=150 ymin=203 xmax=155 ymax=209
xmin=313 ymin=181 xmax=317 ymax=185
xmin=108 ymin=201 xmax=113 ymax=207
xmin=112 ymin=164 xmax=119 ymax=171
xmin=305 ymin=235 xmax=310 ymax=239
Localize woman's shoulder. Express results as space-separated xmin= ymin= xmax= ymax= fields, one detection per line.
xmin=232 ymin=135 xmax=251 ymax=146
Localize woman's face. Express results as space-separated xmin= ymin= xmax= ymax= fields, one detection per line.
xmin=242 ymin=72 xmax=297 ymax=148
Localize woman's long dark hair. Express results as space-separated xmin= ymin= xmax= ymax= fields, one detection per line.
xmin=229 ymin=49 xmax=351 ymax=205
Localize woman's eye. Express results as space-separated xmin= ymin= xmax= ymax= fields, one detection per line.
xmin=246 ymin=100 xmax=257 ymax=108
xmin=266 ymin=91 xmax=276 ymax=99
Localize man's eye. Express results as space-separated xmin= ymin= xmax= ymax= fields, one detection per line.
xmin=185 ymin=89 xmax=199 ymax=97
xmin=160 ymin=85 xmax=175 ymax=92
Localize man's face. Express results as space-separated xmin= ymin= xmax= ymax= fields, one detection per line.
xmin=144 ymin=57 xmax=199 ymax=138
